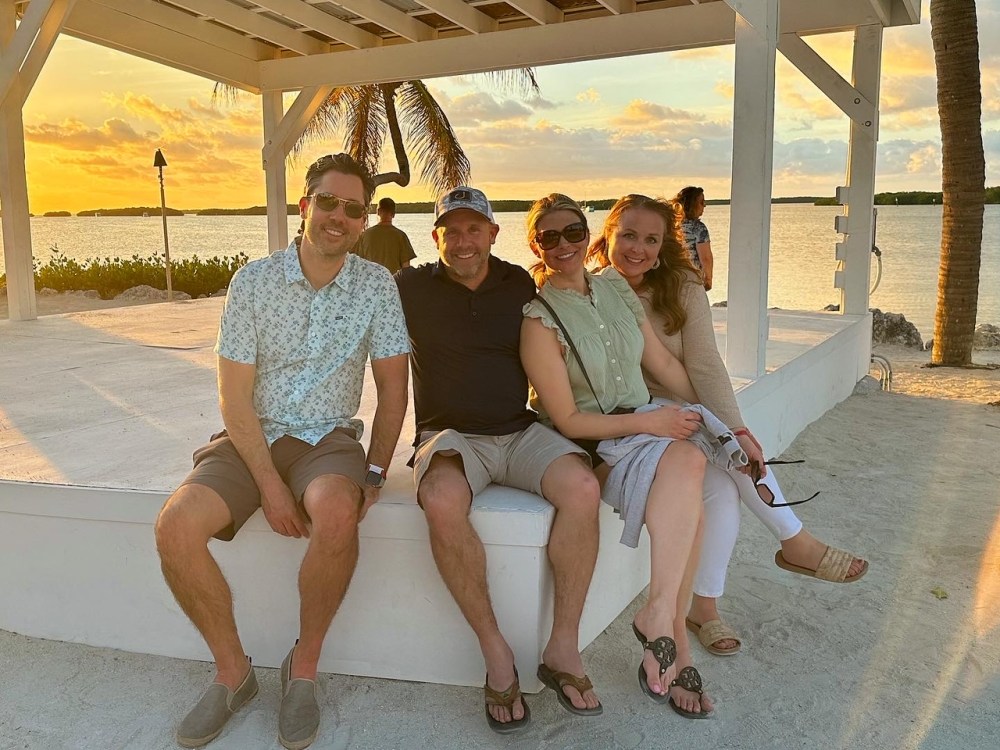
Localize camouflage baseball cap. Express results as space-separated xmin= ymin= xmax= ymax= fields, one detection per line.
xmin=434 ymin=186 xmax=495 ymax=225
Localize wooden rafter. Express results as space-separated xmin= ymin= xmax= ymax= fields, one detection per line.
xmin=416 ymin=0 xmax=497 ymax=34
xmin=164 ymin=0 xmax=330 ymax=55
xmin=247 ymin=0 xmax=381 ymax=49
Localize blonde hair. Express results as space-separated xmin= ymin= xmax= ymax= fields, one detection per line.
xmin=587 ymin=194 xmax=697 ymax=335
xmin=525 ymin=193 xmax=588 ymax=287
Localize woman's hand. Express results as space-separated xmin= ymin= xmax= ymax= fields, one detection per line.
xmin=735 ymin=430 xmax=766 ymax=478
xmin=638 ymin=404 xmax=702 ymax=439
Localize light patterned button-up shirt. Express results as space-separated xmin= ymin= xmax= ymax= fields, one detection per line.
xmin=215 ymin=244 xmax=410 ymax=446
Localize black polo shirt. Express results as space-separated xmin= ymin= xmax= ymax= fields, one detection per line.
xmin=395 ymin=256 xmax=538 ymax=437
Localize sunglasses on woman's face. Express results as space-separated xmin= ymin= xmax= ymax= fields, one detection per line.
xmin=307 ymin=192 xmax=367 ymax=219
xmin=534 ymin=222 xmax=588 ymax=251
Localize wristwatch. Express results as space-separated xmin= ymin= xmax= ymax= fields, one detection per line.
xmin=365 ymin=463 xmax=387 ymax=488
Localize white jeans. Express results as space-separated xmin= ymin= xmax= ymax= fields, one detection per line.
xmin=694 ymin=464 xmax=804 ymax=598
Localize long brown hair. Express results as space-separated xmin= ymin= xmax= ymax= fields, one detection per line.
xmin=525 ymin=193 xmax=589 ymax=287
xmin=674 ymin=186 xmax=704 ymax=221
xmin=587 ymin=194 xmax=697 ymax=335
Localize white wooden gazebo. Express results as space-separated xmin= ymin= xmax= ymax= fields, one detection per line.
xmin=0 ymin=0 xmax=920 ymax=688
xmin=4 ymin=0 xmax=920 ymax=378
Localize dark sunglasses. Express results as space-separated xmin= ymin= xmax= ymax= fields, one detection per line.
xmin=750 ymin=459 xmax=819 ymax=507
xmin=534 ymin=222 xmax=588 ymax=251
xmin=307 ymin=192 xmax=367 ymax=219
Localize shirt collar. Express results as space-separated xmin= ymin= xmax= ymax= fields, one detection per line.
xmin=282 ymin=240 xmax=359 ymax=292
xmin=283 ymin=241 xmax=306 ymax=286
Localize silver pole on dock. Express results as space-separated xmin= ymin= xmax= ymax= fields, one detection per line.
xmin=153 ymin=149 xmax=173 ymax=301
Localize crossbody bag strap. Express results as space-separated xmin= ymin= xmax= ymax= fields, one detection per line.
xmin=533 ymin=295 xmax=607 ymax=415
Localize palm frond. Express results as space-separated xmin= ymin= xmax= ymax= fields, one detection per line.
xmin=477 ymin=68 xmax=540 ymax=99
xmin=397 ymin=81 xmax=471 ymax=195
xmin=211 ymin=82 xmax=245 ymax=108
xmin=292 ymin=87 xmax=356 ymax=160
xmin=342 ymin=85 xmax=388 ymax=182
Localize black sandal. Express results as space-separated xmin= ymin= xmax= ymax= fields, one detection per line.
xmin=668 ymin=666 xmax=712 ymax=719
xmin=631 ymin=621 xmax=676 ymax=704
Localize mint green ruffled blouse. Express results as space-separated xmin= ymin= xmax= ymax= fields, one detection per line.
xmin=524 ymin=267 xmax=649 ymax=424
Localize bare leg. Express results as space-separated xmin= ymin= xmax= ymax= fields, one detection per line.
xmin=630 ymin=441 xmax=705 ymax=698
xmin=418 ymin=454 xmax=523 ymax=725
xmin=670 ymin=520 xmax=714 ymax=714
xmin=156 ymin=485 xmax=251 ymax=689
xmin=289 ymin=474 xmax=363 ymax=680
xmin=538 ymin=454 xmax=601 ymax=711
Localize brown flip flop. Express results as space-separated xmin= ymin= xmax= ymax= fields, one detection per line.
xmin=484 ymin=668 xmax=530 ymax=734
xmin=537 ymin=663 xmax=603 ymax=716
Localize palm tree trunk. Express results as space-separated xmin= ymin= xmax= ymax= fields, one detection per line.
xmin=373 ymin=83 xmax=411 ymax=189
xmin=930 ymin=0 xmax=985 ymax=366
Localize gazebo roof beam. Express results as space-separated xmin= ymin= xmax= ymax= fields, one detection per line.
xmin=260 ymin=3 xmax=734 ymax=90
xmin=304 ymin=0 xmax=436 ymax=42
xmin=595 ymin=0 xmax=636 ymax=15
xmin=164 ymin=0 xmax=330 ymax=55
xmin=866 ymin=0 xmax=891 ymax=26
xmin=88 ymin=0 xmax=272 ymax=60
xmin=247 ymin=1 xmax=381 ymax=49
xmin=416 ymin=0 xmax=498 ymax=34
xmin=64 ymin=0 xmax=261 ymax=90
xmin=504 ymin=0 xmax=564 ymax=26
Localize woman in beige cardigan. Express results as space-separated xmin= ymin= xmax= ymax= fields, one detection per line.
xmin=589 ymin=194 xmax=868 ymax=657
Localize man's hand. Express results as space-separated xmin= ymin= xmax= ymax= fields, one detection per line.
xmin=359 ymin=484 xmax=380 ymax=522
xmin=639 ymin=404 xmax=702 ymax=439
xmin=260 ymin=479 xmax=310 ymax=538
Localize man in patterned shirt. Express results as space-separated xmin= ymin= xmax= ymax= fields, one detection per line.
xmin=155 ymin=154 xmax=409 ymax=750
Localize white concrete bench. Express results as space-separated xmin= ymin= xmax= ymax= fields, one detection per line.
xmin=0 ymin=476 xmax=650 ymax=691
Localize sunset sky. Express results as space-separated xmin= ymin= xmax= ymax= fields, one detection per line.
xmin=17 ymin=0 xmax=1000 ymax=214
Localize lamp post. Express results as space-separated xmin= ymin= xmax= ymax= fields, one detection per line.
xmin=154 ymin=148 xmax=173 ymax=300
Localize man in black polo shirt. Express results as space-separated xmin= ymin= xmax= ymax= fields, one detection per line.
xmin=395 ymin=187 xmax=602 ymax=732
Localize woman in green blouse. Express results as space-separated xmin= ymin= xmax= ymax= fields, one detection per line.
xmin=520 ymin=193 xmax=718 ymax=719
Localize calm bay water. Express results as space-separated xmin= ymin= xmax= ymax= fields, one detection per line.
xmin=2 ymin=204 xmax=998 ymax=339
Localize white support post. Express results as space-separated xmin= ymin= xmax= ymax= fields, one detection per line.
xmin=0 ymin=0 xmax=36 ymax=320
xmin=724 ymin=0 xmax=778 ymax=379
xmin=262 ymin=91 xmax=288 ymax=254
xmin=261 ymin=86 xmax=339 ymax=254
xmin=838 ymin=24 xmax=882 ymax=315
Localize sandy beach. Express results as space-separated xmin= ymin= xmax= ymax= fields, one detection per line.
xmin=1 ymin=302 xmax=998 ymax=750
xmin=0 ymin=290 xmax=161 ymax=319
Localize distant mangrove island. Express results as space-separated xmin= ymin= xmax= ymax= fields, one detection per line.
xmin=20 ymin=187 xmax=1000 ymax=217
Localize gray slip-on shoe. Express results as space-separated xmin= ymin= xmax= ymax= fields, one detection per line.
xmin=278 ymin=644 xmax=321 ymax=750
xmin=176 ymin=659 xmax=258 ymax=748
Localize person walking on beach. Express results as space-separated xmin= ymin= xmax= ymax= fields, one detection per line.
xmin=674 ymin=186 xmax=714 ymax=291
xmin=395 ymin=186 xmax=603 ymax=733
xmin=357 ymin=196 xmax=417 ymax=273
xmin=154 ymin=153 xmax=410 ymax=750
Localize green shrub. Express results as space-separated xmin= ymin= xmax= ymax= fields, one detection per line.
xmin=0 ymin=245 xmax=248 ymax=299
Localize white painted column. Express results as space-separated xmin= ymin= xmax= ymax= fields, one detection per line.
xmin=725 ymin=0 xmax=778 ymax=379
xmin=836 ymin=25 xmax=883 ymax=316
xmin=262 ymin=91 xmax=288 ymax=254
xmin=0 ymin=1 xmax=35 ymax=321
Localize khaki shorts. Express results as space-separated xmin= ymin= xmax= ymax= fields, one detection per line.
xmin=179 ymin=428 xmax=366 ymax=541
xmin=412 ymin=422 xmax=589 ymax=498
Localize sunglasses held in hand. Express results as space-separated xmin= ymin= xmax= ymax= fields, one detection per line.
xmin=307 ymin=192 xmax=367 ymax=219
xmin=535 ymin=222 xmax=588 ymax=251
